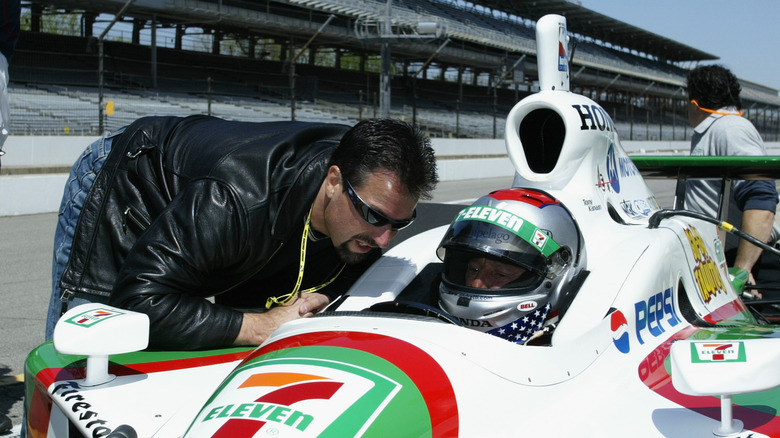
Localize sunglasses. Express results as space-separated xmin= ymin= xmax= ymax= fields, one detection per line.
xmin=343 ymin=177 xmax=416 ymax=231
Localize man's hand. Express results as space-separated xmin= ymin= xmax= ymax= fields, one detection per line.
xmin=233 ymin=293 xmax=330 ymax=346
xmin=297 ymin=292 xmax=330 ymax=317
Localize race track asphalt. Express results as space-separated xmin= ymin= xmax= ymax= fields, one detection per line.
xmin=0 ymin=176 xmax=675 ymax=435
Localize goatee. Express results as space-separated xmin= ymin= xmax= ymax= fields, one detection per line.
xmin=335 ymin=239 xmax=375 ymax=264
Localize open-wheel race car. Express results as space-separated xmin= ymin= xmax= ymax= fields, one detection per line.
xmin=24 ymin=14 xmax=780 ymax=438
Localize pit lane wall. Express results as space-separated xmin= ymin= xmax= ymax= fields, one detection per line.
xmin=1 ymin=136 xmax=779 ymax=217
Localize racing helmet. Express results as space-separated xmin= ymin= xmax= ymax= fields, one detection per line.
xmin=436 ymin=188 xmax=586 ymax=343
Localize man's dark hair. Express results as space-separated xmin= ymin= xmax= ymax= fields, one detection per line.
xmin=330 ymin=119 xmax=439 ymax=200
xmin=686 ymin=65 xmax=742 ymax=111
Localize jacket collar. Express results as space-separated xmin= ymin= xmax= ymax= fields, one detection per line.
xmin=269 ymin=148 xmax=331 ymax=241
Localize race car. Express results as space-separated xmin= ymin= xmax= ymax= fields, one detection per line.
xmin=24 ymin=14 xmax=780 ymax=437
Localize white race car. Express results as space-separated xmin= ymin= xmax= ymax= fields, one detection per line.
xmin=24 ymin=14 xmax=780 ymax=438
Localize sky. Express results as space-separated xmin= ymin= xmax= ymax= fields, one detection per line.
xmin=579 ymin=0 xmax=780 ymax=92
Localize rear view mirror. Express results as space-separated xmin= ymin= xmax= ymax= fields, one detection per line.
xmin=53 ymin=303 xmax=149 ymax=386
xmin=670 ymin=338 xmax=780 ymax=436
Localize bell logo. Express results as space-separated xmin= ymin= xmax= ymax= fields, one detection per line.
xmin=517 ymin=301 xmax=538 ymax=311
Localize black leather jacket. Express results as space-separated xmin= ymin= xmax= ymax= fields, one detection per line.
xmin=60 ymin=115 xmax=363 ymax=350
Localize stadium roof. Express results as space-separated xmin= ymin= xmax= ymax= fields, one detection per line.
xmin=39 ymin=0 xmax=780 ymax=105
xmin=467 ymin=0 xmax=719 ymax=62
xmin=38 ymin=0 xmax=718 ymax=64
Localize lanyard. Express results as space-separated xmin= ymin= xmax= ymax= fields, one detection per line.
xmin=690 ymin=100 xmax=743 ymax=116
xmin=265 ymin=206 xmax=345 ymax=309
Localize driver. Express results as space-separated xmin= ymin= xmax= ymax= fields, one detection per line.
xmin=436 ymin=188 xmax=587 ymax=344
xmin=464 ymin=256 xmax=528 ymax=290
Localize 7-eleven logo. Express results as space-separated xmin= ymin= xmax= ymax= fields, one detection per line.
xmin=64 ymin=308 xmax=124 ymax=327
xmin=186 ymin=358 xmax=402 ymax=437
xmin=690 ymin=342 xmax=746 ymax=363
xmin=532 ymin=229 xmax=548 ymax=249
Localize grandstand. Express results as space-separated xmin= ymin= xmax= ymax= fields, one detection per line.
xmin=9 ymin=0 xmax=780 ymax=141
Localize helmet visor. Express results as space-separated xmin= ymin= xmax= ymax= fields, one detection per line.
xmin=441 ymin=249 xmax=543 ymax=294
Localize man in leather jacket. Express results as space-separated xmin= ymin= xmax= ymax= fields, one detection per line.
xmin=46 ymin=115 xmax=438 ymax=350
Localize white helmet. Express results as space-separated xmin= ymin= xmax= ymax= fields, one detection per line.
xmin=437 ymin=188 xmax=586 ymax=344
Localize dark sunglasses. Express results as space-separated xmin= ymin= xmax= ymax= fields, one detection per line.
xmin=343 ymin=177 xmax=416 ymax=231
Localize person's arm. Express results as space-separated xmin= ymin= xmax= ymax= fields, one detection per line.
xmin=732 ymin=178 xmax=778 ymax=295
xmin=111 ymin=180 xmax=263 ymax=349
xmin=734 ymin=208 xmax=776 ymax=291
xmin=234 ymin=293 xmax=330 ymax=345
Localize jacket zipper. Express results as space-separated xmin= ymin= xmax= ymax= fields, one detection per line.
xmin=125 ymin=140 xmax=155 ymax=159
xmin=59 ymin=289 xmax=74 ymax=317
xmin=122 ymin=206 xmax=152 ymax=234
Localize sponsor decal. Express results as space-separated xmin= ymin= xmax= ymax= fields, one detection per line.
xmin=196 ymin=359 xmax=402 ymax=437
xmin=186 ymin=332 xmax=458 ymax=437
xmin=458 ymin=318 xmax=492 ymax=328
xmin=603 ymin=143 xmax=642 ymax=195
xmin=557 ymin=24 xmax=568 ymax=72
xmin=595 ymin=145 xmax=657 ymax=220
xmin=571 ymin=104 xmax=616 ymax=133
xmin=595 ymin=171 xmax=615 ymax=193
xmin=637 ymin=332 xmax=678 ymax=391
xmin=468 ymin=227 xmax=513 ymax=245
xmin=64 ymin=308 xmax=124 ymax=328
xmin=532 ymin=229 xmax=548 ymax=249
xmin=684 ymin=227 xmax=726 ymax=303
xmin=517 ymin=301 xmax=538 ymax=312
xmin=631 ymin=199 xmax=653 ymax=216
xmin=690 ymin=342 xmax=746 ymax=363
xmin=449 ymin=292 xmax=493 ymax=302
xmin=203 ymin=378 xmax=341 ymax=433
xmin=619 ymin=199 xmax=639 ymax=218
xmin=454 ymin=205 xmax=561 ymax=257
xmin=456 ymin=206 xmax=524 ymax=233
xmin=29 ymin=348 xmax=253 ymax=438
xmin=610 ymin=310 xmax=630 ymax=354
xmin=619 ymin=198 xmax=654 ymax=220
xmin=634 ymin=287 xmax=681 ymax=345
xmin=263 ymin=333 xmax=455 ymax=436
xmin=605 ymin=144 xmax=621 ymax=193
xmin=51 ymin=381 xmax=114 ymax=437
xmin=582 ymin=198 xmax=602 ymax=212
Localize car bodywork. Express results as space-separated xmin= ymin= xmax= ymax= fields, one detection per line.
xmin=24 ymin=14 xmax=780 ymax=438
